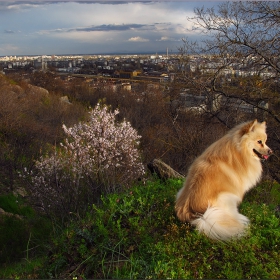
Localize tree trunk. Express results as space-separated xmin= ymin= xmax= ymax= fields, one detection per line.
xmin=147 ymin=159 xmax=184 ymax=180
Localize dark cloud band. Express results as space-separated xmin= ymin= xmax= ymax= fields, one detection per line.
xmin=73 ymin=23 xmax=151 ymax=32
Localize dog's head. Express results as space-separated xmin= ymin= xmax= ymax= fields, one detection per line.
xmin=241 ymin=120 xmax=272 ymax=161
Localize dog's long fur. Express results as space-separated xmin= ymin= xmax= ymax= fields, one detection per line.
xmin=175 ymin=120 xmax=272 ymax=241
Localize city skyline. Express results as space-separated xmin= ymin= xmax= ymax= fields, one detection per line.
xmin=0 ymin=1 xmax=222 ymax=56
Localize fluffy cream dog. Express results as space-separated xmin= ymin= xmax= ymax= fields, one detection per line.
xmin=175 ymin=120 xmax=272 ymax=241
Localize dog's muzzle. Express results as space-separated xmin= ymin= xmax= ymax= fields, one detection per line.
xmin=253 ymin=148 xmax=273 ymax=161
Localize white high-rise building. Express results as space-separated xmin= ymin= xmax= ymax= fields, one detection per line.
xmin=42 ymin=56 xmax=47 ymax=71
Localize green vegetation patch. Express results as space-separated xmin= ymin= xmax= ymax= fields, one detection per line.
xmin=0 ymin=194 xmax=52 ymax=271
xmin=0 ymin=193 xmax=34 ymax=216
xmin=46 ymin=179 xmax=280 ymax=279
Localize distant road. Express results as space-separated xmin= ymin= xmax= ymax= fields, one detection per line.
xmin=57 ymin=73 xmax=165 ymax=84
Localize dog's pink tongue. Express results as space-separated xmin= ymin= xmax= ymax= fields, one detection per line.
xmin=263 ymin=155 xmax=269 ymax=160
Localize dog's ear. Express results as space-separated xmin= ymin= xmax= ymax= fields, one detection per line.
xmin=248 ymin=119 xmax=258 ymax=132
xmin=261 ymin=121 xmax=267 ymax=128
xmin=240 ymin=119 xmax=257 ymax=135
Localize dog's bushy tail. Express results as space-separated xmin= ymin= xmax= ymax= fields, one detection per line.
xmin=191 ymin=207 xmax=250 ymax=241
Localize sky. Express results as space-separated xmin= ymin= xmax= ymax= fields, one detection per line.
xmin=0 ymin=1 xmax=222 ymax=56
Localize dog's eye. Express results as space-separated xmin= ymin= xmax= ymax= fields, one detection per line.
xmin=258 ymin=140 xmax=263 ymax=144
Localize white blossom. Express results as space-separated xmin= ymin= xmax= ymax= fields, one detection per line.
xmin=28 ymin=103 xmax=145 ymax=218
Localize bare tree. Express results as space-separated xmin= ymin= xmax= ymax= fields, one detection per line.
xmin=174 ymin=1 xmax=280 ymax=127
xmin=170 ymin=1 xmax=280 ymax=180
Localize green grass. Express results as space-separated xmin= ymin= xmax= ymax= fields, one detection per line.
xmin=44 ymin=179 xmax=280 ymax=279
xmin=1 ymin=179 xmax=280 ymax=279
xmin=0 ymin=257 xmax=47 ymax=279
xmin=0 ymin=193 xmax=52 ymax=275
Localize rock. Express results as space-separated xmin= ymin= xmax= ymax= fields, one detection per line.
xmin=27 ymin=84 xmax=49 ymax=96
xmin=60 ymin=95 xmax=71 ymax=104
xmin=13 ymin=187 xmax=28 ymax=198
xmin=147 ymin=158 xmax=184 ymax=180
xmin=0 ymin=207 xmax=23 ymax=220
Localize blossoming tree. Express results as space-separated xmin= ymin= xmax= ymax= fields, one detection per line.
xmin=28 ymin=103 xmax=145 ymax=219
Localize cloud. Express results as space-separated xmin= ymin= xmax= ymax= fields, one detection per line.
xmin=156 ymin=36 xmax=180 ymax=42
xmin=36 ymin=23 xmax=153 ymax=35
xmin=74 ymin=23 xmax=150 ymax=32
xmin=3 ymin=29 xmax=22 ymax=35
xmin=0 ymin=2 xmax=42 ymax=12
xmin=0 ymin=43 xmax=19 ymax=52
xmin=4 ymin=30 xmax=15 ymax=34
xmin=0 ymin=1 xmax=218 ymax=56
xmin=128 ymin=36 xmax=149 ymax=42
xmin=0 ymin=1 xmax=130 ymax=11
